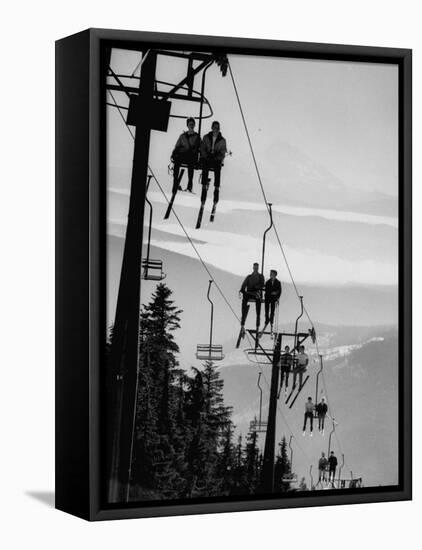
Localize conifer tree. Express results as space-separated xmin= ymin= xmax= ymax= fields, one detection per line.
xmin=130 ymin=284 xmax=186 ymax=498
xmin=274 ymin=436 xmax=292 ymax=492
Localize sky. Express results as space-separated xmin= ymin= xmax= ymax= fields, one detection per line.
xmin=106 ymin=46 xmax=399 ymax=322
xmin=108 ymin=48 xmax=398 ymax=196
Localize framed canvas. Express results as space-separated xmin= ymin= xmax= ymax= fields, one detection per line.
xmin=55 ymin=28 xmax=412 ymax=521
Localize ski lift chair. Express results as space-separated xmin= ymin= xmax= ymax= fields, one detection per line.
xmin=142 ymin=176 xmax=166 ymax=281
xmin=249 ymin=417 xmax=268 ymax=433
xmin=196 ymin=280 xmax=224 ymax=362
xmin=142 ymin=258 xmax=166 ymax=281
xmin=196 ymin=344 xmax=224 ymax=362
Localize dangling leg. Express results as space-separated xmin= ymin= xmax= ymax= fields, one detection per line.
xmin=210 ymin=166 xmax=221 ymax=222
xmin=173 ymin=161 xmax=184 ymax=191
xmin=255 ymin=298 xmax=261 ymax=333
xmin=236 ymin=294 xmax=249 ymax=347
xmin=173 ymin=161 xmax=180 ymax=192
xmin=279 ymin=371 xmax=285 ymax=396
xmin=269 ymin=300 xmax=276 ymax=334
xmin=186 ymin=163 xmax=194 ymax=192
xmin=196 ymin=168 xmax=209 ymax=229
xmin=264 ymin=299 xmax=270 ymax=326
xmin=165 ymin=163 xmax=183 ymax=219
xmin=241 ymin=294 xmax=249 ymax=327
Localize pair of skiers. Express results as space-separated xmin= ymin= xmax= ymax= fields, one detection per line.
xmin=279 ymin=345 xmax=309 ymax=395
xmin=171 ymin=118 xmax=227 ymax=205
xmin=318 ymin=451 xmax=338 ymax=483
xmin=302 ymin=396 xmax=328 ymax=435
xmin=239 ymin=263 xmax=282 ymax=333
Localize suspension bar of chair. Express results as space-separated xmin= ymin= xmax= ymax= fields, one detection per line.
xmin=315 ymin=354 xmax=324 ymax=405
xmin=338 ymin=453 xmax=345 ymax=487
xmin=207 ymin=280 xmax=214 ymax=354
xmin=328 ymin=417 xmax=336 ymax=455
xmin=198 ymin=61 xmax=214 ymax=137
xmin=294 ymin=296 xmax=304 ymax=351
xmin=288 ymin=435 xmax=293 ymax=471
xmin=257 ymin=372 xmax=263 ymax=425
xmin=144 ymin=175 xmax=153 ymax=274
xmin=261 ymin=203 xmax=273 ymax=276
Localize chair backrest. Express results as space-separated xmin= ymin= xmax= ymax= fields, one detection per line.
xmin=142 ymin=259 xmax=165 ymax=281
xmin=196 ymin=344 xmax=224 ymax=361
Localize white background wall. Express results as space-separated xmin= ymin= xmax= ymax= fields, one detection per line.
xmin=0 ymin=0 xmax=419 ymax=547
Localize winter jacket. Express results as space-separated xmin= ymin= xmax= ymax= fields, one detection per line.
xmin=316 ymin=402 xmax=328 ymax=416
xmin=328 ymin=455 xmax=338 ymax=470
xmin=172 ymin=131 xmax=201 ymax=159
xmin=240 ymin=272 xmax=265 ymax=294
xmin=305 ymin=401 xmax=314 ymax=413
xmin=264 ymin=278 xmax=282 ymax=302
xmin=297 ymin=352 xmax=309 ymax=370
xmin=318 ymin=457 xmax=328 ymax=470
xmin=279 ymin=352 xmax=292 ymax=371
xmin=200 ymin=131 xmax=227 ymax=164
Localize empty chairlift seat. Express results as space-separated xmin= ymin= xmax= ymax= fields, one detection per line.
xmin=142 ymin=258 xmax=166 ymax=281
xmin=249 ymin=417 xmax=268 ymax=433
xmin=196 ymin=343 xmax=224 ymax=362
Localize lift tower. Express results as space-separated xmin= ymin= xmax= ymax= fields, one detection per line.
xmin=108 ymin=50 xmax=159 ymax=503
xmin=260 ymin=333 xmax=282 ymax=493
xmin=106 ymin=49 xmax=228 ymax=502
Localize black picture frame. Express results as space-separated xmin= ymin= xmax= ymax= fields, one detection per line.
xmin=55 ymin=28 xmax=412 ymax=521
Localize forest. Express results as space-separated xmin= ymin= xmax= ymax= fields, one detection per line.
xmin=108 ymin=283 xmax=302 ymax=501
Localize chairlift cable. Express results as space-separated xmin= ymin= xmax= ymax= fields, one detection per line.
xmin=228 ymin=61 xmax=352 ymax=457
xmin=228 ymin=60 xmax=319 ymax=335
xmin=109 ymin=87 xmax=349 ymax=481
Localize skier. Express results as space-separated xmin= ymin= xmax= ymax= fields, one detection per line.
xmin=264 ymin=269 xmax=282 ymax=332
xmin=199 ymin=120 xmax=227 ymax=209
xmin=293 ymin=345 xmax=309 ymax=388
xmin=279 ymin=345 xmax=293 ymax=394
xmin=318 ymin=452 xmax=328 ymax=483
xmin=328 ymin=451 xmax=338 ymax=483
xmin=316 ymin=396 xmax=328 ymax=434
xmin=171 ymin=117 xmax=201 ymax=193
xmin=302 ymin=396 xmax=314 ymax=436
xmin=239 ymin=262 xmax=265 ymax=334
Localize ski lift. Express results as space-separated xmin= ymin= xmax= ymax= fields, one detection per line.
xmin=249 ymin=372 xmax=267 ymax=433
xmin=143 ymin=176 xmax=166 ymax=281
xmin=196 ymin=280 xmax=225 ymax=362
xmin=313 ymin=355 xmax=324 ymax=418
xmin=236 ymin=204 xmax=274 ymax=348
xmin=281 ymin=435 xmax=295 ymax=483
xmin=249 ymin=417 xmax=268 ymax=433
xmin=282 ymin=473 xmax=298 ymax=484
xmin=284 ymin=297 xmax=316 ymax=409
xmin=327 ymin=417 xmax=338 ymax=455
xmin=160 ymin=57 xmax=223 ymax=223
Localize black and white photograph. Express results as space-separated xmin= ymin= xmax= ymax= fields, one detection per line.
xmin=3 ymin=0 xmax=420 ymax=543
xmin=105 ymin=44 xmax=401 ymax=505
